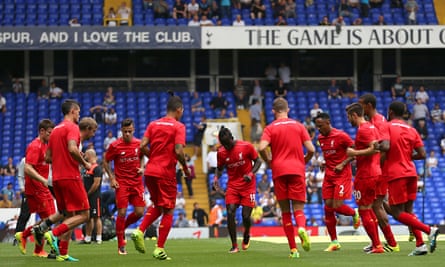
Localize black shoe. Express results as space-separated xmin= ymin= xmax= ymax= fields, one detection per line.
xmin=47 ymin=253 xmax=57 ymax=259
xmin=12 ymin=239 xmax=17 ymax=246
xmin=78 ymin=240 xmax=91 ymax=244
xmin=32 ymin=225 xmax=45 ymax=247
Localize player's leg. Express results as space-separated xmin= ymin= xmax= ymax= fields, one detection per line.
xmin=292 ymin=200 xmax=311 ymax=252
xmin=95 ymin=216 xmax=103 ymax=244
xmin=125 ymin=187 xmax=145 ymax=228
xmin=241 ymin=205 xmax=253 ymax=251
xmin=226 ymin=203 xmax=239 ymax=252
xmin=324 ymin=198 xmax=341 ymax=251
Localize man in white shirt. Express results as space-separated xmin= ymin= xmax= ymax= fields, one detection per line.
xmin=0 ymin=93 xmax=6 ymax=113
xmin=49 ymin=82 xmax=63 ymax=98
xmin=232 ymin=14 xmax=245 ymax=26
xmin=188 ymin=15 xmax=201 ymax=26
xmin=117 ymin=1 xmax=131 ymax=25
xmin=278 ymin=62 xmax=291 ymax=85
xmin=200 ymin=15 xmax=214 ymax=26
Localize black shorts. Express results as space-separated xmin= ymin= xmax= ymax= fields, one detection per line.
xmin=88 ymin=196 xmax=101 ymax=218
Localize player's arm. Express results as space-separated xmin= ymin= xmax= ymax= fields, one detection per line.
xmin=258 ymin=140 xmax=271 ymax=164
xmin=213 ymin=166 xmax=225 ymax=191
xmin=175 ymin=144 xmax=190 ymax=177
xmin=102 ymin=154 xmax=118 ymax=188
xmin=68 ymin=140 xmax=91 ymax=170
xmin=334 ymin=155 xmax=355 ymax=173
xmin=244 ymin=157 xmax=262 ymax=182
xmin=347 ymin=140 xmax=379 ymax=157
xmin=140 ymin=136 xmax=150 ymax=158
xmin=24 ymin=163 xmax=48 ymax=187
xmin=87 ymin=167 xmax=102 ymax=195
xmin=303 ymin=140 xmax=315 ymax=164
xmin=412 ymin=146 xmax=426 ymax=160
xmin=45 ymin=148 xmax=52 ymax=164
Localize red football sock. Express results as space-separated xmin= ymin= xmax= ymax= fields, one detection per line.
xmin=157 ymin=213 xmax=173 ymax=248
xmin=293 ymin=210 xmax=306 ymax=228
xmin=125 ymin=212 xmax=141 ymax=228
xmin=22 ymin=225 xmax=33 ymax=239
xmin=116 ymin=215 xmax=126 ymax=248
xmin=52 ymin=223 xmax=69 ymax=237
xmin=335 ymin=204 xmax=355 ymax=216
xmin=397 ymin=212 xmax=430 ymax=234
xmin=381 ymin=225 xmax=397 ymax=247
xmin=413 ymin=229 xmax=424 ymax=247
xmin=59 ymin=240 xmax=69 ymax=256
xmin=359 ymin=209 xmax=381 ymax=247
xmin=282 ymin=212 xmax=297 ymax=250
xmin=139 ymin=206 xmax=162 ymax=233
xmin=324 ymin=206 xmax=337 ymax=241
xmin=34 ymin=240 xmax=44 ymax=254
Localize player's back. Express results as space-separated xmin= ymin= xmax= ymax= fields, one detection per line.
xmin=144 ymin=117 xmax=185 ymax=179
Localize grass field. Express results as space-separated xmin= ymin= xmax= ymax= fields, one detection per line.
xmin=1 ymin=237 xmax=444 ymax=267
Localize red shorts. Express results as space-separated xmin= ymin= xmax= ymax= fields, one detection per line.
xmin=353 ymin=177 xmax=377 ymax=206
xmin=322 ymin=178 xmax=352 ymax=200
xmin=388 ymin=177 xmax=417 ymax=205
xmin=145 ymin=176 xmax=176 ymax=209
xmin=225 ymin=186 xmax=256 ymax=208
xmin=27 ymin=194 xmax=56 ymax=219
xmin=115 ymin=185 xmax=145 ymax=209
xmin=375 ymin=175 xmax=388 ymax=197
xmin=53 ymin=179 xmax=90 ymax=212
xmin=273 ymin=175 xmax=306 ymax=202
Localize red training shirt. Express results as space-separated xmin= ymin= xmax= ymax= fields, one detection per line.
xmin=354 ymin=121 xmax=381 ymax=179
xmin=25 ymin=137 xmax=51 ymax=197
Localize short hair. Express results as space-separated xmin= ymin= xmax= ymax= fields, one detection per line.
xmin=272 ymin=97 xmax=288 ymax=113
xmin=79 ymin=117 xmax=98 ymax=131
xmin=121 ymin=118 xmax=134 ymax=128
xmin=389 ymin=101 xmax=406 ymax=117
xmin=38 ymin=119 xmax=55 ymax=131
xmin=218 ymin=126 xmax=233 ymax=142
xmin=359 ymin=93 xmax=377 ymax=108
xmin=314 ymin=112 xmax=330 ymax=122
xmin=345 ymin=102 xmax=364 ymax=117
xmin=61 ymin=99 xmax=80 ymax=116
xmin=167 ymin=91 xmax=184 ymax=112
xmin=85 ymin=148 xmax=97 ymax=158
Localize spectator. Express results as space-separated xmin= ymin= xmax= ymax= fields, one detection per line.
xmin=415 ymin=119 xmax=428 ymax=140
xmin=187 ymin=0 xmax=200 ymax=19
xmin=143 ymin=0 xmax=154 ymax=10
xmin=310 ymin=151 xmax=324 ymax=170
xmin=211 ymin=1 xmax=221 ymax=20
xmin=217 ymin=108 xmax=234 ymax=119
xmin=405 ymin=85 xmax=416 ymax=104
xmin=285 ymin=0 xmax=296 ymax=19
xmin=103 ymin=130 xmax=117 ymax=150
xmin=154 ymin=0 xmax=170 ymax=19
xmin=12 ymin=78 xmax=23 ymax=93
xmin=233 ymin=14 xmax=245 ymax=26
xmin=391 ymin=0 xmax=403 ymax=8
xmin=249 ymin=79 xmax=263 ymax=107
xmin=105 ymin=107 xmax=117 ymax=125
xmin=220 ymin=0 xmax=231 ymax=19
xmin=319 ymin=16 xmax=330 ymax=25
xmin=103 ymin=86 xmax=116 ymax=107
xmin=184 ymin=154 xmax=196 ymax=198
xmin=234 ymin=79 xmax=248 ymax=109
xmin=405 ymin=0 xmax=418 ymax=25
xmin=374 ymin=15 xmax=386 ymax=25
xmin=200 ymin=15 xmax=214 ymax=26
xmin=240 ymin=0 xmax=253 ymax=9
xmin=370 ymin=0 xmax=383 ymax=8
xmin=49 ymin=82 xmax=63 ymax=98
xmin=191 ymin=91 xmax=205 ymax=113
xmin=352 ymin=17 xmax=363 ymax=25
xmin=440 ymin=135 xmax=445 ymax=155
xmin=105 ymin=7 xmax=118 ymax=26
xmin=174 ymin=212 xmax=190 ymax=227
xmin=348 ymin=0 xmax=359 ymax=8
xmin=305 ymin=166 xmax=316 ymax=203
xmin=2 ymin=157 xmax=16 ymax=176
xmin=314 ymin=163 xmax=325 ymax=204
xmin=303 ymin=116 xmax=316 ymax=140
xmin=305 ymin=0 xmax=314 ymax=7
xmin=209 ymin=200 xmax=223 ymax=229
xmin=251 ymin=0 xmax=266 ymax=19
xmin=0 ymin=183 xmax=14 ymax=208
xmin=278 ymin=62 xmax=291 ymax=87
xmin=199 ymin=0 xmax=211 ymax=17
xmin=310 ymin=102 xmax=323 ymax=120
xmin=192 ymin=115 xmax=207 ymax=158
xmin=210 ymin=91 xmax=228 ymax=111
xmin=327 ymin=79 xmax=341 ymax=99
xmin=89 ymin=105 xmax=107 ymax=124
xmin=273 ymin=0 xmax=286 ymax=19
xmin=0 ymin=92 xmax=6 ymax=113
xmin=274 ymin=79 xmax=287 ymax=99
xmin=69 ymin=17 xmax=81 ymax=26
xmin=338 ymin=0 xmax=351 ymax=17
xmin=206 ymin=144 xmax=218 ymax=178
xmin=360 ymin=0 xmax=370 ymax=17
xmin=415 ymin=85 xmax=429 ymax=104
xmin=257 ymin=174 xmax=271 ymax=194
xmin=412 ymin=97 xmax=429 ymax=126
xmin=210 ymin=183 xmax=225 ymax=202
xmin=188 ymin=14 xmax=201 ymax=26
xmin=264 ymin=63 xmax=277 ymax=89
xmin=250 ymin=100 xmax=263 ymax=143
xmin=175 ymin=191 xmax=186 ymax=214
xmin=431 ymin=103 xmax=442 ymax=123
xmin=172 ymin=0 xmax=187 ymax=19
xmin=425 ymin=150 xmax=438 ymax=177
xmin=37 ymin=79 xmax=49 ymax=99
xmin=262 ymin=198 xmax=278 ymax=218
xmin=192 ymin=202 xmax=208 ymax=226
xmin=117 ymin=1 xmax=131 ymax=25
xmin=275 ymin=15 xmax=288 ymax=25
xmin=391 ymin=76 xmax=405 ymax=99
xmin=251 ymin=202 xmax=264 ymax=224
xmin=340 ymin=78 xmax=356 ymax=99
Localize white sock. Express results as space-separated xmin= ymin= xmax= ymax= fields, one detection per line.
xmin=96 ymin=235 xmax=102 ymax=242
xmin=85 ymin=235 xmax=91 ymax=242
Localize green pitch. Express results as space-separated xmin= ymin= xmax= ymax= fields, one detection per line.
xmin=1 ymin=238 xmax=444 ymax=267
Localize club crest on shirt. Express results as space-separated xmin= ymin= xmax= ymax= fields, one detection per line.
xmin=120 ymin=152 xmax=125 ymax=155
xmin=239 ymin=152 xmax=243 ymax=160
xmin=226 ymin=158 xmax=230 ymax=162
xmin=331 ymin=140 xmax=334 ymax=147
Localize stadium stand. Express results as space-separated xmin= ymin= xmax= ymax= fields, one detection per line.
xmin=0 ymin=0 xmax=439 ymax=26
